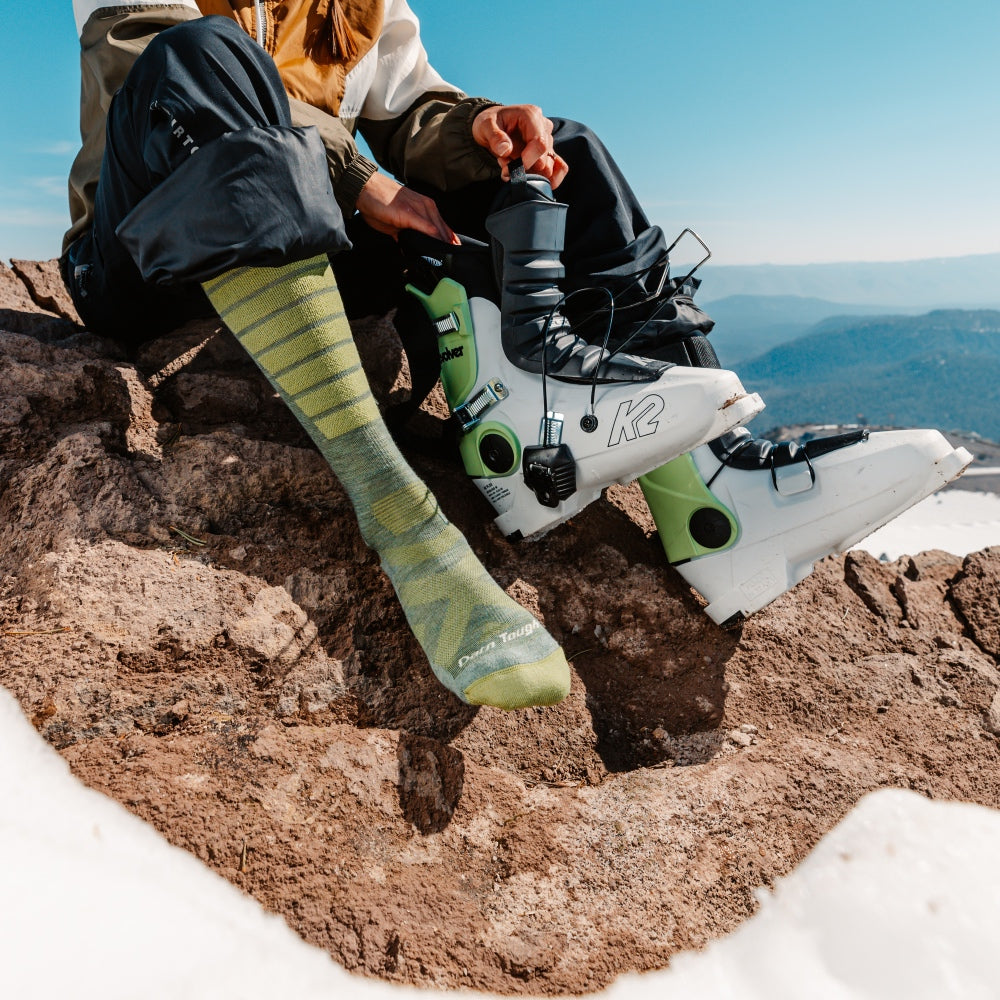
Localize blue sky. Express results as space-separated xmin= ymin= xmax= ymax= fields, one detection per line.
xmin=2 ymin=0 xmax=998 ymax=265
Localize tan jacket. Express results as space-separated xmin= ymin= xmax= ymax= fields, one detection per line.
xmin=65 ymin=0 xmax=499 ymax=253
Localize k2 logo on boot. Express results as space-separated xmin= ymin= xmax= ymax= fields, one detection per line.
xmin=607 ymin=394 xmax=665 ymax=447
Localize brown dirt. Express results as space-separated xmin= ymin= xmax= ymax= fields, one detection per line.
xmin=3 ymin=260 xmax=1000 ymax=994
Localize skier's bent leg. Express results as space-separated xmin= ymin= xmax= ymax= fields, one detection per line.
xmin=201 ymin=256 xmax=571 ymax=708
xmin=64 ymin=15 xmax=294 ymax=342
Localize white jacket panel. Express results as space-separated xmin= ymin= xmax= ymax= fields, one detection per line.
xmin=357 ymin=0 xmax=460 ymax=122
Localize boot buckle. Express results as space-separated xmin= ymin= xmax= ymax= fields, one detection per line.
xmin=455 ymin=378 xmax=510 ymax=431
xmin=433 ymin=312 xmax=460 ymax=335
xmin=771 ymin=446 xmax=816 ymax=496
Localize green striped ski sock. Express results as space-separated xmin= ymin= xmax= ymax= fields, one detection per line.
xmin=202 ymin=255 xmax=570 ymax=709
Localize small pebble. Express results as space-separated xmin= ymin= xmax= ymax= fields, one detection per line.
xmin=168 ymin=700 xmax=189 ymax=721
xmin=987 ymin=692 xmax=1000 ymax=736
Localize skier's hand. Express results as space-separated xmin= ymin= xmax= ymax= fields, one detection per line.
xmin=356 ymin=172 xmax=459 ymax=244
xmin=472 ymin=104 xmax=569 ymax=189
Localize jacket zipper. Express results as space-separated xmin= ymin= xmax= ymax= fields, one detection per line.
xmin=253 ymin=0 xmax=267 ymax=48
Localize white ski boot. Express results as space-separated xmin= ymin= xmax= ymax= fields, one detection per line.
xmin=640 ymin=426 xmax=973 ymax=625
xmin=404 ymin=171 xmax=763 ymax=539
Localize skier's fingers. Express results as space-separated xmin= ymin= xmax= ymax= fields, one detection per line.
xmin=514 ymin=111 xmax=554 ymax=156
xmin=521 ymin=143 xmax=568 ymax=188
xmin=480 ymin=116 xmax=515 ymax=159
xmin=549 ymin=153 xmax=569 ymax=189
xmin=356 ymin=173 xmax=458 ymax=244
xmin=526 ymin=154 xmax=563 ymax=189
xmin=472 ymin=106 xmax=514 ymax=158
xmin=411 ymin=195 xmax=460 ymax=244
xmin=519 ymin=137 xmax=542 ymax=168
xmin=487 ymin=126 xmax=515 ymax=159
xmin=505 ymin=104 xmax=553 ymax=144
xmin=477 ymin=105 xmax=566 ymax=186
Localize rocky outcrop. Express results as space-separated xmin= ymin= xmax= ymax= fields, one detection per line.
xmin=3 ymin=261 xmax=999 ymax=995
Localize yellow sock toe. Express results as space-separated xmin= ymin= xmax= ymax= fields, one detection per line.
xmin=462 ymin=648 xmax=571 ymax=710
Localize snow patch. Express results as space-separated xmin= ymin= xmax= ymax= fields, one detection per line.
xmin=853 ymin=489 xmax=1000 ymax=561
xmin=3 ymin=681 xmax=1000 ymax=999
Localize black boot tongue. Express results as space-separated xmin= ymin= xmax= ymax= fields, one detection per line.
xmin=577 ymin=344 xmax=609 ymax=377
xmin=540 ymin=322 xmax=584 ymax=369
xmin=487 ymin=163 xmax=666 ymax=382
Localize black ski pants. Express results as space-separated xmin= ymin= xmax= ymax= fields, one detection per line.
xmin=62 ymin=15 xmax=667 ymax=348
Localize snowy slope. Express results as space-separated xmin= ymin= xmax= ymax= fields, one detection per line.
xmin=852 ymin=489 xmax=1000 ymax=561
xmin=3 ymin=685 xmax=999 ymax=1000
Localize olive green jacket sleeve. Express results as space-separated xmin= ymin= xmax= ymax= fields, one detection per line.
xmin=285 ymin=97 xmax=379 ymax=218
xmin=360 ymin=94 xmax=502 ymax=192
xmin=289 ymin=92 xmax=503 ymax=214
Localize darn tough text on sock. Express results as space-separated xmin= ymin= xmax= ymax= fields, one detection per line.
xmin=457 ymin=621 xmax=542 ymax=669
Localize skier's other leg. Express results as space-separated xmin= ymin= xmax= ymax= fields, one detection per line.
xmin=202 ymin=257 xmax=570 ymax=707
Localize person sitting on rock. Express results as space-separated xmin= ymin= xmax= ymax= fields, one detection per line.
xmin=61 ymin=0 xmax=968 ymax=709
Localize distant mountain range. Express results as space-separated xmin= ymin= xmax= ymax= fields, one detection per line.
xmin=702 ymin=295 xmax=929 ymax=365
xmin=691 ymin=251 xmax=1000 ymax=365
xmin=699 ymin=251 xmax=1000 ymax=309
xmin=734 ymin=309 xmax=1000 ymax=439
